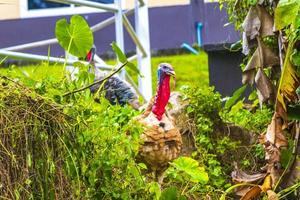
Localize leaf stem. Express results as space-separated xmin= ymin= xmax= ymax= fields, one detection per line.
xmin=64 ymin=37 xmax=73 ymax=69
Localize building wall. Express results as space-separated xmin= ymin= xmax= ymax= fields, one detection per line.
xmin=0 ymin=0 xmax=20 ymax=20
xmin=0 ymin=0 xmax=190 ymax=20
xmin=125 ymin=0 xmax=190 ymax=8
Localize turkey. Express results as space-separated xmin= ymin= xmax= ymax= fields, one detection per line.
xmin=135 ymin=63 xmax=182 ymax=184
xmin=85 ymin=46 xmax=140 ymax=110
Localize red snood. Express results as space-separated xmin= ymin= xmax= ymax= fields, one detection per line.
xmin=152 ymin=75 xmax=171 ymax=120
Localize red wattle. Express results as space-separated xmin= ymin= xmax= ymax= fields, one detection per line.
xmin=152 ymin=75 xmax=171 ymax=120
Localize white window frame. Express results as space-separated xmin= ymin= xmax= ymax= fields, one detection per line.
xmin=19 ymin=0 xmax=121 ymax=18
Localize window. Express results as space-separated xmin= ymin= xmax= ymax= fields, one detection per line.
xmin=20 ymin=0 xmax=115 ymax=18
xmin=28 ymin=0 xmax=69 ymax=10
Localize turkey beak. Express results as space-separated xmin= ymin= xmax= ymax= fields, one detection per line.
xmin=166 ymin=69 xmax=176 ymax=77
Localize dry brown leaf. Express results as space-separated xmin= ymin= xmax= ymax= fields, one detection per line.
xmin=259 ymin=39 xmax=279 ymax=67
xmin=243 ymin=39 xmax=279 ymax=85
xmin=269 ymin=166 xmax=281 ymax=187
xmin=243 ymin=48 xmax=261 ymax=84
xmin=243 ymin=6 xmax=261 ymax=40
xmin=243 ymin=32 xmax=251 ymax=55
xmin=241 ymin=6 xmax=274 ymax=54
xmin=242 ymin=70 xmax=257 ymax=85
xmin=240 ymin=185 xmax=261 ymax=200
xmin=266 ymin=190 xmax=279 ymax=200
xmin=265 ymin=114 xmax=288 ymax=149
xmin=235 ymin=186 xmax=253 ymax=197
xmin=255 ymin=68 xmax=274 ymax=104
xmin=232 ymin=164 xmax=266 ymax=183
xmin=264 ymin=144 xmax=281 ymax=163
xmin=260 ymin=114 xmax=287 ymax=187
xmin=242 ymin=6 xmax=260 ymax=55
xmin=256 ymin=6 xmax=274 ymax=37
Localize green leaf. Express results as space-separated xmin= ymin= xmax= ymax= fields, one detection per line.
xmin=225 ymin=85 xmax=247 ymax=110
xmin=230 ymin=40 xmax=242 ymax=51
xmin=159 ymin=187 xmax=186 ymax=200
xmin=291 ymin=49 xmax=300 ymax=67
xmin=111 ymin=41 xmax=127 ymax=63
xmin=111 ymin=42 xmax=140 ymax=74
xmin=160 ymin=187 xmax=178 ymax=200
xmin=73 ymin=61 xmax=88 ymax=69
xmin=148 ymin=182 xmax=161 ymax=200
xmin=126 ymin=61 xmax=140 ymax=75
xmin=287 ymin=104 xmax=300 ymax=120
xmin=249 ymin=0 xmax=258 ymax=6
xmin=274 ymin=0 xmax=300 ymax=30
xmin=55 ymin=15 xmax=93 ymax=58
xmin=169 ymin=157 xmax=209 ymax=184
xmin=295 ymin=12 xmax=300 ymax=28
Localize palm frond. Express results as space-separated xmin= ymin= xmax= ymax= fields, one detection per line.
xmin=277 ymin=40 xmax=300 ymax=111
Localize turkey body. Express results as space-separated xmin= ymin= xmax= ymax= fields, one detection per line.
xmin=90 ymin=72 xmax=139 ymax=108
xmin=135 ymin=63 xmax=182 ymax=183
xmin=137 ymin=112 xmax=182 ymax=173
xmin=84 ymin=46 xmax=140 ymax=109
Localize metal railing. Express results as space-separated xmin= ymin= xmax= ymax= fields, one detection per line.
xmin=0 ymin=0 xmax=152 ymax=101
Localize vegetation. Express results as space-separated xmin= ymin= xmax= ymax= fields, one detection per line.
xmin=2 ymin=4 xmax=299 ymax=199
xmin=219 ymin=0 xmax=300 ymax=199
xmin=0 ymin=68 xmax=271 ymax=199
xmin=0 ymin=52 xmax=208 ymax=94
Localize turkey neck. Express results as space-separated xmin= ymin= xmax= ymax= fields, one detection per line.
xmin=152 ymin=74 xmax=171 ymax=120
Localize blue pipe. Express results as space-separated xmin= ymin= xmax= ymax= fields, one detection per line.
xmin=181 ymin=43 xmax=199 ymax=55
xmin=196 ymin=22 xmax=203 ymax=47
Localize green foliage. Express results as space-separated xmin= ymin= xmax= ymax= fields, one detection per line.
xmin=167 ymin=157 xmax=209 ymax=184
xmin=291 ymin=49 xmax=300 ymax=67
xmin=0 ymin=78 xmax=76 ymax=199
xmin=69 ymin=104 xmax=148 ymax=199
xmin=111 ymin=41 xmax=127 ymax=63
xmin=219 ymin=0 xmax=257 ymax=30
xmin=224 ymin=84 xmax=247 ymax=110
xmin=184 ymin=86 xmax=222 ymax=134
xmin=111 ymin=41 xmax=140 ymax=74
xmin=274 ymin=0 xmax=300 ymax=30
xmin=160 ymin=187 xmax=186 ymax=200
xmin=1 ymin=65 xmax=152 ymax=199
xmin=287 ymin=104 xmax=300 ymax=120
xmin=222 ymin=97 xmax=273 ymax=133
xmin=180 ymin=86 xmax=235 ymax=196
xmin=55 ymin=15 xmax=93 ymax=58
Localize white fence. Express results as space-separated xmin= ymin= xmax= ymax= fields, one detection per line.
xmin=0 ymin=0 xmax=152 ymax=101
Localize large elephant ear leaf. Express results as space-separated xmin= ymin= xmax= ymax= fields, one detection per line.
xmin=55 ymin=15 xmax=93 ymax=58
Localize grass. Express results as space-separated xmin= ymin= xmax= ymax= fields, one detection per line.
xmin=0 ymin=52 xmax=208 ymax=92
